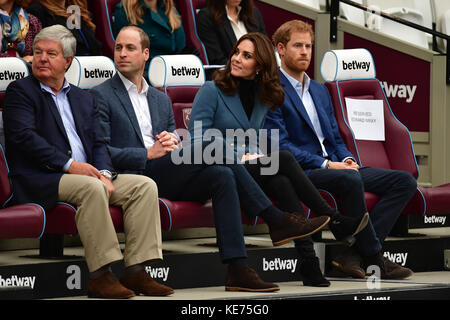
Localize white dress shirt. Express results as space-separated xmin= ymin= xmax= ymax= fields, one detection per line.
xmin=226 ymin=5 xmax=248 ymax=41
xmin=118 ymin=72 xmax=155 ymax=149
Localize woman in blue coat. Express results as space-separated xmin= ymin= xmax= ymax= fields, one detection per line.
xmin=189 ymin=32 xmax=369 ymax=287
xmin=114 ymin=0 xmax=186 ymax=66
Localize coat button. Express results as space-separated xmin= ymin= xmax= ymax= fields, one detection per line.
xmin=67 ymin=150 xmax=72 ymax=156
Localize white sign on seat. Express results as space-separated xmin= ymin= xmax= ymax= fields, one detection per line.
xmin=148 ymin=54 xmax=205 ymax=88
xmin=65 ymin=56 xmax=116 ymax=89
xmin=0 ymin=57 xmax=29 ymax=91
xmin=320 ymin=48 xmax=376 ymax=82
xmin=345 ymin=98 xmax=385 ymax=141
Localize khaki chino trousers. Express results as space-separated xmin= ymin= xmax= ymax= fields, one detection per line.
xmin=58 ymin=174 xmax=162 ymax=272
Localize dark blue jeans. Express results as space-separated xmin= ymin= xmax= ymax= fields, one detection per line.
xmin=308 ymin=167 xmax=417 ymax=256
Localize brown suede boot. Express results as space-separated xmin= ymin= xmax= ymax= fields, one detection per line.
xmin=225 ymin=265 xmax=279 ymax=292
xmin=331 ymin=248 xmax=366 ymax=279
xmin=120 ymin=270 xmax=174 ymax=296
xmin=363 ymin=252 xmax=414 ymax=280
xmin=88 ymin=271 xmax=135 ymax=299
xmin=269 ymin=213 xmax=330 ymax=246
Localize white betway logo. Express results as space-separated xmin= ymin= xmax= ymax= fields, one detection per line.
xmin=263 ymin=257 xmax=297 ymax=273
xmin=145 ymin=266 xmax=169 ymax=281
xmin=381 ymin=81 xmax=417 ymax=103
xmin=0 ymin=70 xmax=26 ymax=81
xmin=424 ymin=215 xmax=446 ymax=225
xmin=383 ymin=251 xmax=408 ymax=266
xmin=0 ymin=275 xmax=36 ymax=289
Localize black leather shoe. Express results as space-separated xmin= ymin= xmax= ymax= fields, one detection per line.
xmin=329 ymin=212 xmax=369 ymax=246
xmin=300 ymin=257 xmax=330 ymax=287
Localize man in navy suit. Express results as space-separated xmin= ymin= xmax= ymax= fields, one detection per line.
xmin=3 ymin=25 xmax=174 ymax=299
xmin=264 ymin=20 xmax=417 ymax=280
xmin=91 ymin=26 xmax=332 ymax=292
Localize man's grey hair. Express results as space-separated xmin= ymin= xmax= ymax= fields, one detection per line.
xmin=33 ymin=25 xmax=77 ymax=58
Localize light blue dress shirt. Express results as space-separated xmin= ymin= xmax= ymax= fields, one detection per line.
xmin=280 ymin=68 xmax=355 ymax=168
xmin=40 ymin=80 xmax=87 ymax=172
xmin=280 ymin=68 xmax=329 ymax=168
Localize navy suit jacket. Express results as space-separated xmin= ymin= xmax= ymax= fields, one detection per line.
xmin=90 ymin=73 xmax=175 ymax=174
xmin=3 ymin=75 xmax=112 ymax=211
xmin=264 ymin=72 xmax=354 ymax=171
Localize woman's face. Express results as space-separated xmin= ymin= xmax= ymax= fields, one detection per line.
xmin=230 ymin=39 xmax=260 ymax=80
xmin=226 ymin=0 xmax=242 ymax=8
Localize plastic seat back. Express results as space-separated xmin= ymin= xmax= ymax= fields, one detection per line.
xmin=175 ymin=0 xmax=209 ymax=64
xmin=89 ymin=0 xmax=121 ymax=58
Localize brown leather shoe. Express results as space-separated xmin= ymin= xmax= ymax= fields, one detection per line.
xmin=269 ymin=213 xmax=330 ymax=246
xmin=331 ymin=249 xmax=366 ymax=279
xmin=88 ymin=271 xmax=135 ymax=299
xmin=225 ymin=265 xmax=279 ymax=292
xmin=120 ymin=270 xmax=174 ymax=296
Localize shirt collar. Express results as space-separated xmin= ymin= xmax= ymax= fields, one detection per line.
xmin=226 ymin=5 xmax=242 ymax=20
xmin=280 ymin=67 xmax=310 ymax=94
xmin=40 ymin=79 xmax=71 ymax=96
xmin=118 ymin=71 xmax=149 ymax=95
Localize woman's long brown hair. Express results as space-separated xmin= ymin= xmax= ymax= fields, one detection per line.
xmin=38 ymin=0 xmax=96 ymax=30
xmin=121 ymin=0 xmax=181 ymax=32
xmin=213 ymin=32 xmax=284 ymax=110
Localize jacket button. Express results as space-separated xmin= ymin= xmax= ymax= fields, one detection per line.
xmin=67 ymin=150 xmax=72 ymax=156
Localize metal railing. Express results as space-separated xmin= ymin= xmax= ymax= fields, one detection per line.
xmin=327 ymin=0 xmax=450 ymax=84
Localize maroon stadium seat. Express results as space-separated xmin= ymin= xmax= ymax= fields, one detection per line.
xmin=0 ymin=145 xmax=46 ymax=239
xmin=322 ymin=49 xmax=450 ymax=216
xmin=0 ymin=59 xmax=46 ymax=240
xmin=175 ymin=0 xmax=209 ymax=64
xmin=88 ymin=0 xmax=121 ymax=59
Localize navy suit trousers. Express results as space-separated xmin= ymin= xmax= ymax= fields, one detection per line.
xmin=307 ymin=167 xmax=417 ymax=256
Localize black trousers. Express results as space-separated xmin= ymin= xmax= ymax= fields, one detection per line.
xmin=244 ymin=150 xmax=337 ymax=258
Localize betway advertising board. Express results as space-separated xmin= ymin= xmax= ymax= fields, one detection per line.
xmin=344 ymin=33 xmax=431 ymax=133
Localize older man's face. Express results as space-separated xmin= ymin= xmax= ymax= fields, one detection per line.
xmin=32 ymin=40 xmax=72 ymax=87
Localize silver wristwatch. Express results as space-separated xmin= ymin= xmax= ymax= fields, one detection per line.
xmin=99 ymin=170 xmax=113 ymax=180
